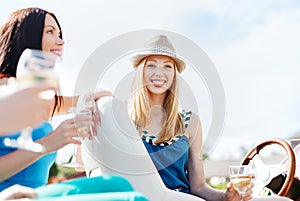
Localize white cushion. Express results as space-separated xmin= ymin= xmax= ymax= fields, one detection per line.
xmin=80 ymin=96 xmax=203 ymax=200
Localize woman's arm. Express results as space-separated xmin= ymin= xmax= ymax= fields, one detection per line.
xmin=187 ymin=114 xmax=253 ymax=201
xmin=187 ymin=113 xmax=227 ymax=201
xmin=0 ymin=149 xmax=44 ymax=182
xmin=0 ymin=81 xmax=57 ymax=134
xmin=55 ymin=90 xmax=113 ymax=115
xmin=0 ymin=115 xmax=92 ymax=182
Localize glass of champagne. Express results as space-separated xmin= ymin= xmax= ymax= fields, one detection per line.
xmin=16 ymin=49 xmax=59 ymax=88
xmin=229 ymin=165 xmax=253 ymax=195
xmin=78 ymin=92 xmax=100 ymax=136
xmin=4 ymin=49 xmax=59 ymax=152
xmin=288 ymin=139 xmax=300 ymax=178
xmin=62 ymin=108 xmax=94 ymax=170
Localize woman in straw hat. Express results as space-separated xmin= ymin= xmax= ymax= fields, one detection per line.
xmin=129 ymin=35 xmax=292 ymax=201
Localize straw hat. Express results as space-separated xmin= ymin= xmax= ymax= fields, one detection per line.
xmin=131 ymin=35 xmax=186 ymax=73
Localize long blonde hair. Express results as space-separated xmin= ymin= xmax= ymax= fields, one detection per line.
xmin=129 ymin=58 xmax=184 ymax=144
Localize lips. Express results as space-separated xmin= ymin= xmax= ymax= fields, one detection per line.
xmin=50 ymin=49 xmax=62 ymax=57
xmin=151 ymin=79 xmax=166 ymax=87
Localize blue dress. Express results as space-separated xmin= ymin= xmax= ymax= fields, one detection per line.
xmin=142 ymin=110 xmax=192 ymax=194
xmin=0 ymin=122 xmax=57 ymax=191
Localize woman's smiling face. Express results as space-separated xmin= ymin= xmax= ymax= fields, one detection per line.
xmin=143 ymin=55 xmax=175 ymax=95
xmin=41 ymin=14 xmax=64 ymax=57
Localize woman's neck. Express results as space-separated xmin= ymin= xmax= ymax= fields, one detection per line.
xmin=144 ymin=92 xmax=167 ymax=135
xmin=145 ymin=105 xmax=166 ymax=136
xmin=149 ymin=92 xmax=166 ymax=106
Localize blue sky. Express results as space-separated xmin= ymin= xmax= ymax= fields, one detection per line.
xmin=1 ymin=0 xmax=300 ymax=160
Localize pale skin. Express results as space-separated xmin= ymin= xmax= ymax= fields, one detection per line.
xmin=0 ymin=184 xmax=37 ymax=200
xmin=0 ymin=79 xmax=57 ymax=134
xmin=140 ymin=55 xmax=292 ymax=201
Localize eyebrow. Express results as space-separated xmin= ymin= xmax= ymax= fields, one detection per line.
xmin=147 ymin=59 xmax=173 ymax=63
xmin=44 ymin=25 xmax=56 ymax=29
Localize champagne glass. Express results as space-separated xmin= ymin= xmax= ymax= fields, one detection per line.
xmin=288 ymin=139 xmax=300 ymax=177
xmin=229 ymin=165 xmax=253 ymax=195
xmin=77 ymin=92 xmax=100 ymax=136
xmin=4 ymin=49 xmax=59 ymax=152
xmin=62 ymin=108 xmax=94 ymax=169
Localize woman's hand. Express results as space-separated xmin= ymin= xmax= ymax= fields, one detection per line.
xmin=93 ymin=89 xmax=113 ymax=101
xmin=37 ymin=115 xmax=93 ymax=153
xmin=225 ymin=182 xmax=254 ymax=201
xmin=0 ymin=184 xmax=37 ymax=200
xmin=59 ymin=89 xmax=112 ymax=116
xmin=89 ymin=89 xmax=113 ymax=126
xmin=0 ymin=82 xmax=57 ymax=134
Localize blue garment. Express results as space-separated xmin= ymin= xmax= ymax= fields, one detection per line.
xmin=141 ymin=110 xmax=192 ymax=194
xmin=0 ymin=122 xmax=57 ymax=191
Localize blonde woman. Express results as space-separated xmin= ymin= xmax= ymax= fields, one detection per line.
xmin=128 ymin=35 xmax=291 ymax=201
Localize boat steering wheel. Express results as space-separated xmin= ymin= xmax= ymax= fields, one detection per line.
xmin=240 ymin=138 xmax=296 ymax=196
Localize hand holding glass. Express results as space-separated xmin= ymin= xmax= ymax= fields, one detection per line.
xmin=229 ymin=165 xmax=253 ymax=195
xmin=79 ymin=92 xmax=100 ymax=136
xmin=17 ymin=49 xmax=59 ymax=88
xmin=4 ymin=49 xmax=59 ymax=152
xmin=62 ymin=108 xmax=94 ymax=169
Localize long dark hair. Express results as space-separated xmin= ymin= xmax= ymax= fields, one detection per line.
xmin=0 ymin=8 xmax=63 ymax=116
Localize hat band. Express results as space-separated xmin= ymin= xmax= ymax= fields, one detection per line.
xmin=144 ymin=46 xmax=176 ymax=58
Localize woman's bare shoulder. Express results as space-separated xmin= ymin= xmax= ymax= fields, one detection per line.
xmin=185 ymin=111 xmax=202 ymax=139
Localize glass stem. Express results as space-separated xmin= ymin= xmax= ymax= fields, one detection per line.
xmin=21 ymin=127 xmax=33 ymax=140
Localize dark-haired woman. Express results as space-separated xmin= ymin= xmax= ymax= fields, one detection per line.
xmin=0 ymin=8 xmax=103 ymax=190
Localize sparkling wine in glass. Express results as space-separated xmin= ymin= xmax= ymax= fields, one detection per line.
xmin=78 ymin=92 xmax=100 ymax=136
xmin=229 ymin=165 xmax=253 ymax=195
xmin=17 ymin=49 xmax=59 ymax=98
xmin=288 ymin=139 xmax=300 ymax=177
xmin=4 ymin=49 xmax=59 ymax=152
xmin=62 ymin=108 xmax=94 ymax=170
